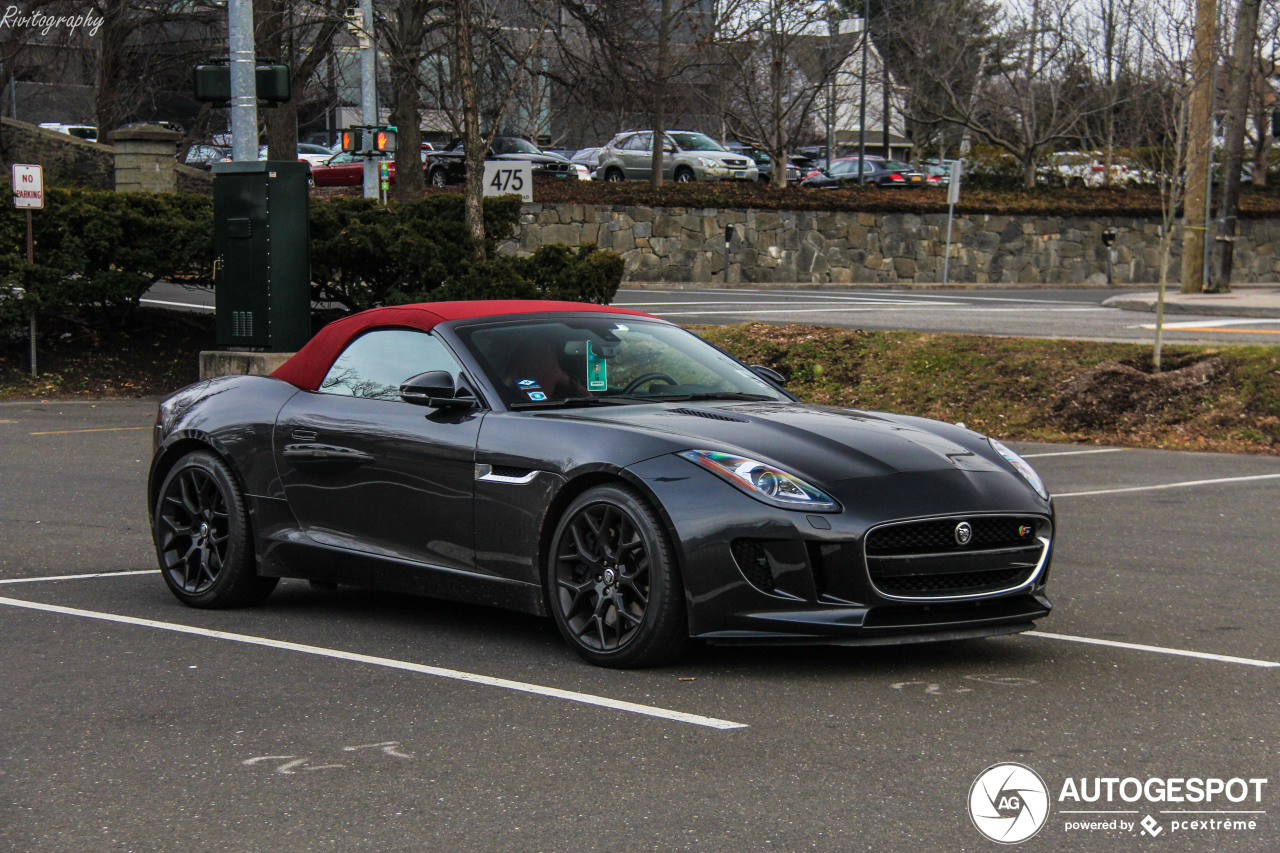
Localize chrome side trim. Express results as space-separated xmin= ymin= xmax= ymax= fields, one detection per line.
xmin=474 ymin=463 xmax=539 ymax=485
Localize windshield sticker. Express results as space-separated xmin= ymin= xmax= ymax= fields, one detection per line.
xmin=527 ymin=390 xmax=547 ymax=401
xmin=516 ymin=378 xmax=541 ymax=390
xmin=586 ymin=342 xmax=608 ymax=391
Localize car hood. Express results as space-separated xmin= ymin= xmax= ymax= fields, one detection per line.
xmin=535 ymin=401 xmax=1008 ymax=484
xmin=496 ymin=152 xmax=568 ymax=165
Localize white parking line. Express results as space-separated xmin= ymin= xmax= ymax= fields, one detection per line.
xmin=0 ymin=597 xmax=749 ymax=731
xmin=1133 ymin=318 xmax=1280 ymax=330
xmin=1021 ymin=448 xmax=1126 ymax=459
xmin=139 ymin=297 xmax=215 ymax=312
xmin=1054 ymin=472 xmax=1280 ymax=498
xmin=1027 ymin=631 xmax=1279 ymax=668
xmin=648 ymin=306 xmax=1107 ymax=317
xmin=0 ymin=570 xmax=155 ymax=585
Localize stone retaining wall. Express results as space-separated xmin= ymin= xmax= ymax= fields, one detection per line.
xmin=0 ymin=117 xmax=114 ymax=189
xmin=505 ymin=203 xmax=1280 ymax=285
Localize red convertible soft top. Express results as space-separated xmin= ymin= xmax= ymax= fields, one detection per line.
xmin=270 ymin=300 xmax=653 ymax=392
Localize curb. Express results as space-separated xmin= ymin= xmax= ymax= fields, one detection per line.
xmin=1101 ymin=290 xmax=1280 ymax=319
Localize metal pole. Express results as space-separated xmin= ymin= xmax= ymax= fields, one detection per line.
xmin=724 ymin=225 xmax=733 ymax=282
xmin=858 ymin=0 xmax=868 ymax=184
xmin=360 ymin=0 xmax=379 ymax=199
xmin=228 ymin=0 xmax=259 ymax=162
xmin=824 ymin=40 xmax=834 ymax=170
xmin=942 ymin=201 xmax=954 ymax=286
xmin=26 ymin=209 xmax=35 ymax=377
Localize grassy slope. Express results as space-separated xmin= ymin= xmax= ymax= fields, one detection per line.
xmin=702 ymin=323 xmax=1280 ymax=454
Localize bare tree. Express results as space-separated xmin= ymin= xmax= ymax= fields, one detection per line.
xmin=555 ymin=0 xmax=733 ymax=187
xmin=256 ymin=0 xmax=348 ymax=161
xmin=912 ymin=0 xmax=1092 ymax=186
xmin=1133 ymin=0 xmax=1200 ymax=369
xmin=721 ymin=5 xmax=857 ymax=186
xmin=423 ymin=0 xmax=552 ymax=250
xmin=1210 ymin=0 xmax=1263 ymax=289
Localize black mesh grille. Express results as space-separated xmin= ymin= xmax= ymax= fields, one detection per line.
xmin=489 ymin=465 xmax=531 ymax=478
xmin=866 ymin=516 xmax=1040 ymax=556
xmin=875 ymin=567 xmax=1033 ymax=596
xmin=668 ymin=407 xmax=748 ymax=422
xmin=731 ymin=540 xmax=775 ymax=592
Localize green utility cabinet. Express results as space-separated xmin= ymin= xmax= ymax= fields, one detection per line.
xmin=212 ymin=160 xmax=310 ymax=352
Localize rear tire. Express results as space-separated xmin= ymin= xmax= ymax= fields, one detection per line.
xmin=153 ymin=450 xmax=277 ymax=608
xmin=430 ymin=168 xmax=449 ymax=187
xmin=546 ymin=485 xmax=688 ymax=667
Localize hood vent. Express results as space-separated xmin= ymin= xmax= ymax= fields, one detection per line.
xmin=668 ymin=407 xmax=749 ymax=423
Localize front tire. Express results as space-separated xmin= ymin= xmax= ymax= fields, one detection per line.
xmin=153 ymin=450 xmax=277 ymax=608
xmin=604 ymin=168 xmax=625 ymax=182
xmin=429 ymin=168 xmax=449 ymax=187
xmin=674 ymin=167 xmax=695 ymax=183
xmin=546 ymin=485 xmax=688 ymax=667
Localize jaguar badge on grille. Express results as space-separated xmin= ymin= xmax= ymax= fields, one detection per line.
xmin=954 ymin=521 xmax=973 ymax=545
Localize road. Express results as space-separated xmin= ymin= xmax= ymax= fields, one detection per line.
xmin=613 ymin=286 xmax=1280 ymax=345
xmin=2 ymin=400 xmax=1278 ymax=851
xmin=142 ymin=281 xmax=1280 ymax=345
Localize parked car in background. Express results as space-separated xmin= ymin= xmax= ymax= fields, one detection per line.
xmin=1046 ymin=151 xmax=1139 ymax=188
xmin=596 ymin=131 xmax=758 ymax=183
xmin=39 ymin=122 xmax=98 ymax=142
xmin=308 ymin=151 xmax=395 ymax=187
xmin=801 ymin=157 xmax=937 ymax=188
xmin=570 ymin=146 xmax=604 ymax=177
xmin=296 ymin=143 xmax=336 ymax=166
xmin=724 ymin=142 xmax=801 ymax=183
xmin=425 ymin=137 xmax=582 ymax=186
xmin=183 ymin=144 xmax=231 ymax=170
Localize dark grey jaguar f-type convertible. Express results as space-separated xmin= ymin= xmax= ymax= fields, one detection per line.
xmin=148 ymin=300 xmax=1054 ymax=667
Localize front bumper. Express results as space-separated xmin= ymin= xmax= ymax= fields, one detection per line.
xmin=628 ymin=455 xmax=1055 ymax=644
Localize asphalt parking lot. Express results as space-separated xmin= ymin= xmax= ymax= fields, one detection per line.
xmin=3 ymin=399 xmax=1278 ymax=852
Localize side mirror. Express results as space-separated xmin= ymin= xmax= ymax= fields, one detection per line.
xmin=750 ymin=365 xmax=787 ymax=385
xmin=400 ymin=370 xmax=475 ymax=409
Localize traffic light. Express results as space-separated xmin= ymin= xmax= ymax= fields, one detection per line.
xmin=376 ymin=127 xmax=397 ymax=153
xmin=341 ymin=126 xmax=396 ymax=155
xmin=341 ymin=127 xmax=365 ymax=153
xmin=193 ymin=62 xmax=291 ymax=104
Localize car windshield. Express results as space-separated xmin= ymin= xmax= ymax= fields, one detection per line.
xmin=453 ymin=317 xmax=788 ymax=408
xmin=669 ymin=132 xmax=726 ymax=152
xmin=505 ymin=138 xmax=542 ymax=154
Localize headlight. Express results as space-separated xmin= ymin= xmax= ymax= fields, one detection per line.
xmin=679 ymin=450 xmax=840 ymax=512
xmin=989 ymin=439 xmax=1049 ymax=499
xmin=696 ymin=156 xmax=718 ymax=168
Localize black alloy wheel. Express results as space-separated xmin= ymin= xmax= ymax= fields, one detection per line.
xmin=430 ymin=168 xmax=449 ymax=187
xmin=547 ymin=485 xmax=687 ymax=667
xmin=674 ymin=167 xmax=695 ymax=183
xmin=153 ymin=450 xmax=277 ymax=608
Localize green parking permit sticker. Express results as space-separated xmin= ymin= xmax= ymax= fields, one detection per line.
xmin=586 ymin=341 xmax=608 ymax=391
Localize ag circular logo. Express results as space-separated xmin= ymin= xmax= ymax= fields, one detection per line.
xmin=954 ymin=521 xmax=973 ymax=545
xmin=968 ymin=762 xmax=1050 ymax=844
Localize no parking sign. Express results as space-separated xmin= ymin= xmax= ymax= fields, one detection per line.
xmin=12 ymin=164 xmax=44 ymax=209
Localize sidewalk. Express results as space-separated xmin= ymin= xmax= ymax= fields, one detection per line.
xmin=1101 ymin=285 xmax=1280 ymax=318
